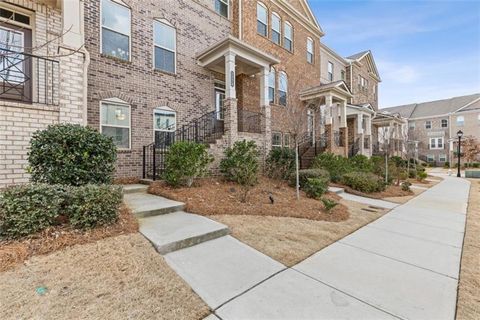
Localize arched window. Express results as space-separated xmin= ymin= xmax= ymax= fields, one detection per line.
xmin=279 ymin=71 xmax=288 ymax=106
xmin=154 ymin=19 xmax=176 ymax=73
xmin=257 ymin=2 xmax=268 ymax=36
xmin=271 ymin=12 xmax=281 ymax=45
xmin=268 ymin=67 xmax=275 ymax=103
xmin=283 ymin=21 xmax=293 ymax=51
xmin=307 ymin=37 xmax=314 ymax=63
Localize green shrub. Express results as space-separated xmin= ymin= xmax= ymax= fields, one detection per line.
xmin=0 ymin=184 xmax=65 ymax=239
xmin=408 ymin=169 xmax=417 ymax=179
xmin=28 ymin=124 xmax=117 ymax=186
xmin=265 ymin=147 xmax=295 ymax=180
xmin=220 ymin=140 xmax=259 ymax=202
xmin=311 ymin=153 xmax=351 ymax=182
xmin=303 ymin=177 xmax=328 ymax=199
xmin=289 ymin=168 xmax=330 ymax=189
xmin=321 ymin=198 xmax=338 ymax=212
xmin=342 ymin=172 xmax=386 ymax=193
xmin=370 ymin=156 xmax=395 ymax=185
xmin=401 ymin=181 xmax=412 ymax=192
xmin=164 ymin=141 xmax=213 ymax=187
xmin=417 ymin=171 xmax=428 ymax=181
xmin=348 ymin=155 xmax=373 ymax=172
xmin=473 ymin=163 xmax=480 ymax=168
xmin=66 ymin=184 xmax=122 ymax=229
xmin=443 ymin=161 xmax=450 ymax=168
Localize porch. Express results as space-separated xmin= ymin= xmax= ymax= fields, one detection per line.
xmin=371 ymin=112 xmax=408 ymax=157
xmin=346 ymin=104 xmax=375 ymax=158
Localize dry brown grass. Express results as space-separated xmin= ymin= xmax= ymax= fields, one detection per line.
xmin=456 ymin=179 xmax=480 ymax=320
xmin=0 ymin=204 xmax=138 ymax=273
xmin=149 ymin=177 xmax=349 ymax=222
xmin=210 ymin=199 xmax=389 ymax=267
xmin=0 ymin=233 xmax=210 ymax=320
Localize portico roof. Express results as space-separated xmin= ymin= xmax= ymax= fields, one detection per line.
xmin=372 ymin=111 xmax=407 ymax=126
xmin=299 ymin=80 xmax=353 ymax=101
xmin=196 ymin=36 xmax=280 ymax=75
xmin=347 ymin=103 xmax=375 ymax=115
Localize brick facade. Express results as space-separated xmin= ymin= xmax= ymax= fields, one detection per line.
xmin=0 ymin=0 xmax=87 ymax=187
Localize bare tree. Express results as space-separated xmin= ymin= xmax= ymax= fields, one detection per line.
xmin=462 ymin=136 xmax=480 ymax=165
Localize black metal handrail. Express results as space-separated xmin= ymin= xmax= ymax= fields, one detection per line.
xmin=349 ymin=137 xmax=360 ymax=157
xmin=238 ymin=109 xmax=262 ymax=133
xmin=0 ymin=47 xmax=59 ymax=105
xmin=143 ymin=110 xmax=224 ymax=180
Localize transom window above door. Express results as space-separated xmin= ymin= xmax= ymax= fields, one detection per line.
xmin=101 ymin=0 xmax=131 ymax=61
xmin=154 ymin=20 xmax=176 ymax=73
xmin=154 ymin=108 xmax=176 ymax=131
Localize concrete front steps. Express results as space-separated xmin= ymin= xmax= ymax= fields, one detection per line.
xmin=123 ymin=185 xmax=229 ymax=255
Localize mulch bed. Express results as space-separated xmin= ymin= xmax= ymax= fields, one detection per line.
xmin=149 ymin=177 xmax=349 ymax=222
xmin=0 ymin=204 xmax=138 ymax=273
xmin=332 ymin=183 xmax=414 ymax=200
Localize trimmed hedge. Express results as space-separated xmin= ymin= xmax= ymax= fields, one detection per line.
xmin=303 ymin=177 xmax=329 ymax=199
xmin=265 ymin=147 xmax=295 ymax=180
xmin=289 ymin=168 xmax=330 ymax=189
xmin=0 ymin=184 xmax=122 ymax=239
xmin=220 ymin=140 xmax=259 ymax=186
xmin=348 ymin=154 xmax=373 ymax=172
xmin=28 ymin=124 xmax=117 ymax=186
xmin=311 ymin=153 xmax=351 ymax=182
xmin=342 ymin=172 xmax=386 ymax=193
xmin=164 ymin=141 xmax=213 ymax=187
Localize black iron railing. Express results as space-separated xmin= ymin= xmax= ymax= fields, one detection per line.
xmin=0 ymin=48 xmax=59 ymax=105
xmin=143 ymin=110 xmax=224 ymax=180
xmin=237 ymin=109 xmax=262 ymax=133
xmin=349 ymin=137 xmax=360 ymax=157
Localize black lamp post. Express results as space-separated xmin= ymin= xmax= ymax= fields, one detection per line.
xmin=457 ymin=130 xmax=463 ymax=177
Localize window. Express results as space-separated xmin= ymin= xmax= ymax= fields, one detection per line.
xmin=425 ymin=120 xmax=432 ymax=129
xmin=279 ymin=71 xmax=287 ymax=106
xmin=215 ymin=0 xmax=228 ymax=18
xmin=306 ymin=37 xmax=314 ymax=63
xmin=426 ymin=155 xmax=435 ymax=163
xmin=271 ymin=12 xmax=281 ymax=45
xmin=441 ymin=119 xmax=448 ymax=128
xmin=0 ymin=7 xmax=30 ymax=25
xmin=154 ymin=20 xmax=176 ymax=73
xmin=101 ymin=0 xmax=130 ymax=61
xmin=341 ymin=70 xmax=345 ymax=81
xmin=408 ymin=121 xmax=415 ymax=129
xmin=272 ymin=132 xmax=282 ymax=148
xmin=429 ymin=137 xmax=444 ymax=149
xmin=268 ymin=68 xmax=275 ymax=103
xmin=283 ymin=133 xmax=290 ymax=147
xmin=439 ymin=154 xmax=447 ymax=162
xmin=257 ymin=2 xmax=267 ymax=36
xmin=327 ymin=62 xmax=333 ymax=81
xmin=154 ymin=108 xmax=176 ymax=146
xmin=457 ymin=116 xmax=464 ymax=126
xmin=100 ymin=100 xmax=130 ymax=149
xmin=283 ymin=21 xmax=293 ymax=51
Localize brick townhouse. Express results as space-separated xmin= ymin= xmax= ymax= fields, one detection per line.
xmin=0 ymin=0 xmax=393 ymax=186
xmin=0 ymin=0 xmax=87 ymax=187
xmin=381 ymin=93 xmax=480 ymax=165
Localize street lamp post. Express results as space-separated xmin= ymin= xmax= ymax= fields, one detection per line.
xmin=457 ymin=130 xmax=463 ymax=178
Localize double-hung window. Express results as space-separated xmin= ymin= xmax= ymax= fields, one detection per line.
xmin=271 ymin=12 xmax=281 ymax=45
xmin=283 ymin=22 xmax=293 ymax=51
xmin=306 ymin=37 xmax=314 ymax=63
xmin=441 ymin=119 xmax=448 ymax=128
xmin=457 ymin=116 xmax=464 ymax=126
xmin=100 ymin=100 xmax=131 ymax=149
xmin=268 ymin=68 xmax=275 ymax=103
xmin=425 ymin=120 xmax=432 ymax=129
xmin=429 ymin=137 xmax=443 ymax=149
xmin=426 ymin=155 xmax=435 ymax=162
xmin=283 ymin=133 xmax=290 ymax=147
xmin=154 ymin=20 xmax=176 ymax=73
xmin=327 ymin=62 xmax=333 ymax=81
xmin=340 ymin=70 xmax=345 ymax=81
xmin=272 ymin=132 xmax=282 ymax=148
xmin=215 ymin=0 xmax=228 ymax=18
xmin=279 ymin=71 xmax=287 ymax=106
xmin=101 ymin=0 xmax=130 ymax=61
xmin=439 ymin=154 xmax=447 ymax=162
xmin=154 ymin=108 xmax=176 ymax=146
xmin=257 ymin=2 xmax=267 ymax=36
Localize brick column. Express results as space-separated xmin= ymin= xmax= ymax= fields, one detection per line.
xmin=325 ymin=123 xmax=333 ymax=152
xmin=223 ymin=98 xmax=238 ymax=146
xmin=340 ymin=127 xmax=348 ymax=157
xmin=262 ymin=104 xmax=272 ymax=155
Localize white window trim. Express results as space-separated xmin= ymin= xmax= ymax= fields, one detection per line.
xmin=307 ymin=37 xmax=314 ymax=64
xmin=215 ymin=0 xmax=229 ymax=19
xmin=268 ymin=67 xmax=275 ymax=103
xmin=153 ymin=107 xmax=177 ymax=139
xmin=100 ymin=99 xmax=132 ymax=150
xmin=272 ymin=132 xmax=282 ymax=147
xmin=100 ymin=0 xmax=132 ymax=61
xmin=425 ymin=120 xmax=432 ymax=129
xmin=441 ymin=119 xmax=448 ymax=128
xmin=439 ymin=154 xmax=447 ymax=162
xmin=283 ymin=133 xmax=290 ymax=147
xmin=429 ymin=137 xmax=444 ymax=150
xmin=257 ymin=2 xmax=268 ymax=37
xmin=427 ymin=154 xmax=435 ymax=162
xmin=271 ymin=11 xmax=281 ymax=44
xmin=283 ymin=21 xmax=293 ymax=51
xmin=457 ymin=116 xmax=465 ymax=126
xmin=0 ymin=2 xmax=33 ymax=29
xmin=279 ymin=71 xmax=288 ymax=106
xmin=153 ymin=19 xmax=177 ymax=74
xmin=327 ymin=61 xmax=333 ymax=81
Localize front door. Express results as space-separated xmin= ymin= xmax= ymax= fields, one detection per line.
xmin=214 ymin=82 xmax=225 ymax=120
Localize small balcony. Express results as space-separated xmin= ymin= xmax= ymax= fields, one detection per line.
xmin=0 ymin=48 xmax=59 ymax=105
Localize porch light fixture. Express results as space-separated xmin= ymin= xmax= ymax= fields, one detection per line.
xmin=456 ymin=130 xmax=463 ymax=177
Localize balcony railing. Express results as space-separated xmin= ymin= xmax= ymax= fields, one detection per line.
xmin=238 ymin=109 xmax=262 ymax=133
xmin=0 ymin=48 xmax=59 ymax=105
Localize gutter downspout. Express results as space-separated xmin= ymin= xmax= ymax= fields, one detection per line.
xmin=238 ymin=0 xmax=242 ymax=40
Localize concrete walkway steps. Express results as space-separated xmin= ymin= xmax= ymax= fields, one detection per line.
xmin=124 ymin=191 xmax=185 ymax=218
xmin=122 ymin=183 xmax=149 ymax=194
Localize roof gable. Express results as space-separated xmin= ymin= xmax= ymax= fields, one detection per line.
xmin=346 ymin=50 xmax=381 ymax=82
xmin=276 ymin=0 xmax=323 ymax=34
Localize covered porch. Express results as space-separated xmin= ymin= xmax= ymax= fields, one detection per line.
xmin=346 ymin=104 xmax=375 ymax=157
xmin=197 ymin=36 xmax=279 ymax=150
xmin=371 ymin=112 xmax=408 ymax=157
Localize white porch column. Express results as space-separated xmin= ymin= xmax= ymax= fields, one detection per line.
xmin=325 ymin=94 xmax=333 ymax=125
xmin=62 ymin=0 xmax=84 ymax=48
xmin=260 ymin=67 xmax=272 ymax=155
xmin=260 ymin=66 xmax=269 ymax=106
xmin=340 ymin=100 xmax=347 ymax=128
xmin=225 ymin=52 xmax=236 ymax=99
xmin=365 ymin=115 xmax=372 ymax=135
xmin=357 ymin=113 xmax=364 ymax=135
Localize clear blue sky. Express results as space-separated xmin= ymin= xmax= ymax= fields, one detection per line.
xmin=309 ymin=0 xmax=480 ymax=108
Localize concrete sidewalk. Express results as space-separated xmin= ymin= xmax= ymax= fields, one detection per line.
xmin=215 ymin=176 xmax=470 ymax=320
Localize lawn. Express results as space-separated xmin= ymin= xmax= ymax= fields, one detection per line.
xmin=456 ymin=179 xmax=480 ymax=320
xmin=0 ymin=233 xmax=210 ymax=320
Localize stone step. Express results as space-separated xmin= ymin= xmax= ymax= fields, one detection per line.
xmin=122 ymin=184 xmax=149 ymax=194
xmin=124 ymin=192 xmax=185 ymax=218
xmin=139 ymin=211 xmax=230 ymax=255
